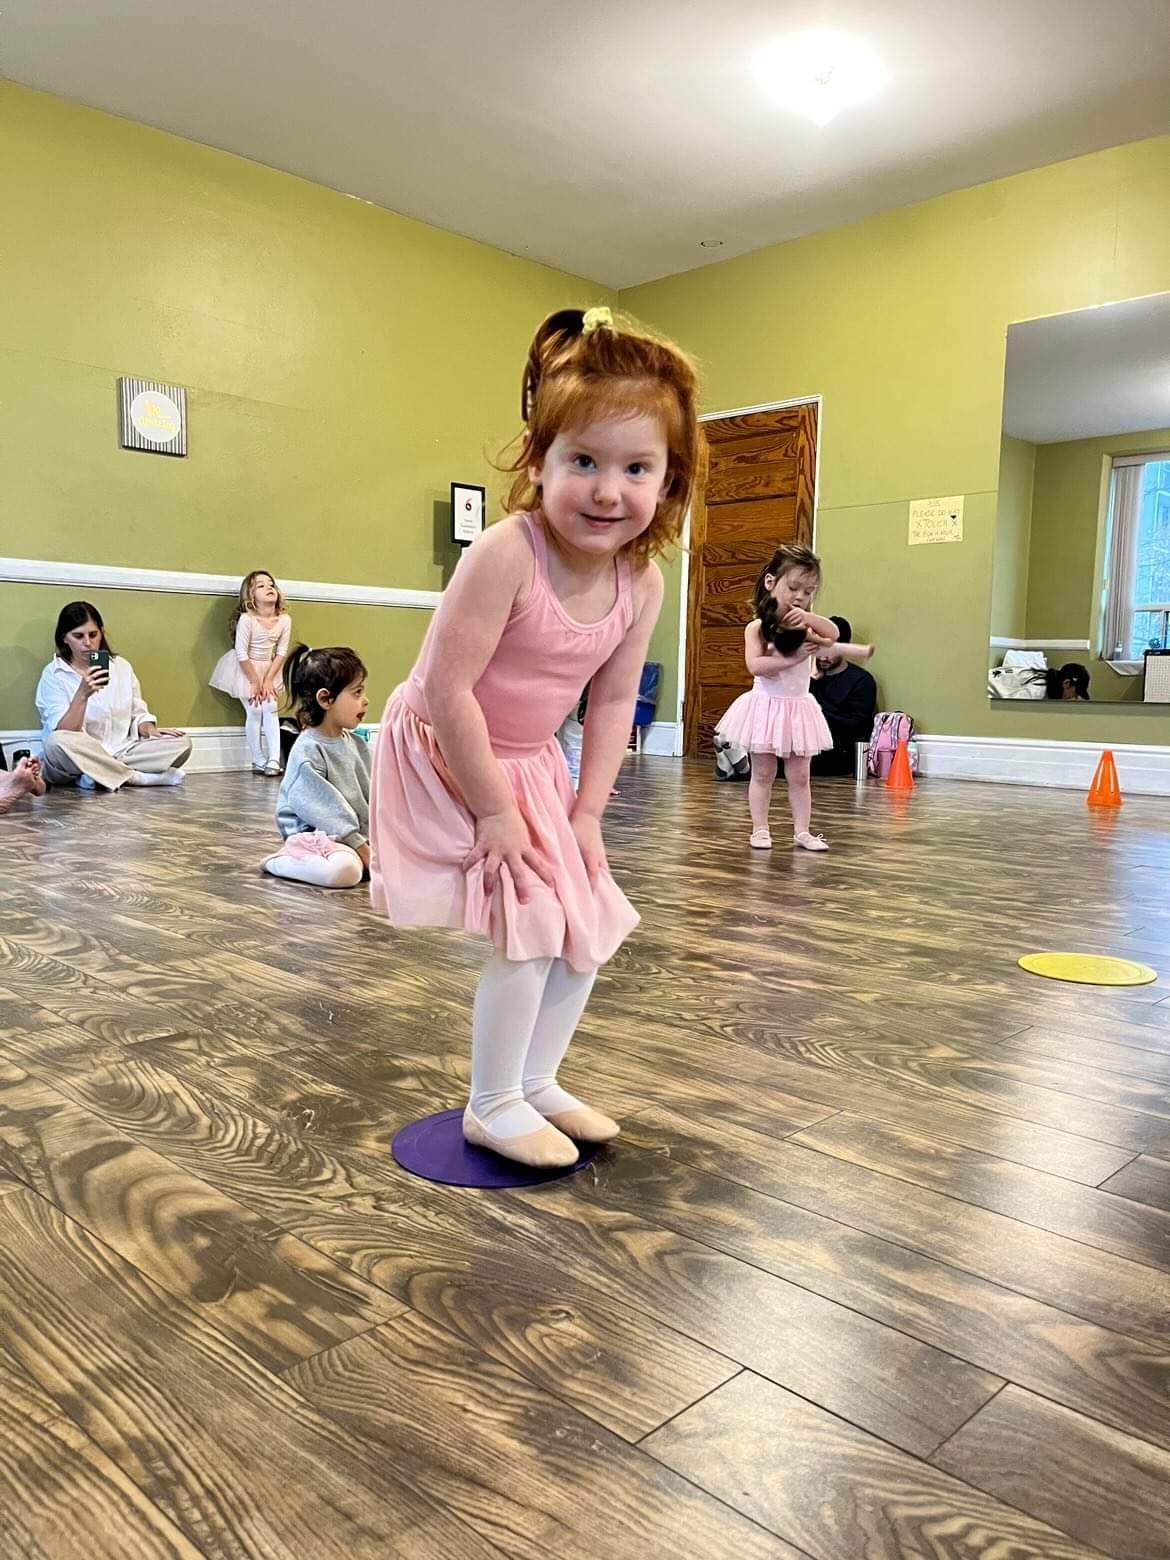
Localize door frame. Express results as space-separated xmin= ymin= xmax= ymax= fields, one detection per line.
xmin=673 ymin=393 xmax=823 ymax=756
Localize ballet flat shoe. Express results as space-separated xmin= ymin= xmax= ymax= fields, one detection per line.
xmin=544 ymin=1105 xmax=621 ymax=1143
xmin=462 ymin=1108 xmax=579 ymax=1168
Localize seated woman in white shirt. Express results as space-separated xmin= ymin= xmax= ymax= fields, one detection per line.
xmin=35 ymin=601 xmax=192 ymax=792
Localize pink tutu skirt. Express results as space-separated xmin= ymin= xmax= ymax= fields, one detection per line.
xmin=369 ymin=689 xmax=638 ymax=972
xmin=209 ymin=650 xmax=283 ymax=701
xmin=716 ymin=689 xmax=832 ymax=757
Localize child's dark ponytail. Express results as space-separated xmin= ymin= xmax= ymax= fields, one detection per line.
xmin=751 ymin=544 xmax=823 ymax=655
xmin=284 ymin=644 xmax=367 ymax=726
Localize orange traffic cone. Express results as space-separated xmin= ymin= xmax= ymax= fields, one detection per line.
xmin=1086 ymin=750 xmax=1122 ymax=808
xmin=886 ymin=739 xmax=915 ymax=791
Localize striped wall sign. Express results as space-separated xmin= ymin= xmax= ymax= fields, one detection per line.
xmin=117 ymin=377 xmax=188 ymax=456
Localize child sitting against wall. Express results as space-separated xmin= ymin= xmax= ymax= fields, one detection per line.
xmin=262 ymin=645 xmax=371 ymax=889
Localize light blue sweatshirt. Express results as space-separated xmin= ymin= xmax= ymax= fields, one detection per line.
xmin=275 ymin=729 xmax=370 ymax=847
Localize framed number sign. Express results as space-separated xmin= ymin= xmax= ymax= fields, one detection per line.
xmin=451 ymin=482 xmax=486 ymax=547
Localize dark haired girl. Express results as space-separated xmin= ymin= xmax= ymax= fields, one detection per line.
xmin=35 ymin=601 xmax=191 ymax=791
xmin=263 ymin=645 xmax=372 ymax=889
xmin=1046 ymin=662 xmax=1091 ymax=701
xmin=716 ymin=546 xmax=869 ymax=852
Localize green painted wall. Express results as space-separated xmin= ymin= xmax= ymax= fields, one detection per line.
xmin=991 ymin=435 xmax=1035 ymax=639
xmin=1027 ymin=440 xmax=1107 ymax=641
xmin=0 ymin=80 xmax=611 ymax=730
xmin=1027 ymin=425 xmax=1170 ymax=639
xmin=622 ymin=135 xmax=1170 ymax=743
xmin=1022 ymin=425 xmax=1170 ymax=706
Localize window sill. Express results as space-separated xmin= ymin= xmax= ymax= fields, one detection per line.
xmin=1106 ymin=661 xmax=1143 ymax=676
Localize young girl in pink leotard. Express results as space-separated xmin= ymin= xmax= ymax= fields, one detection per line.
xmin=716 ymin=544 xmax=873 ymax=853
xmin=370 ymin=307 xmax=703 ymax=1169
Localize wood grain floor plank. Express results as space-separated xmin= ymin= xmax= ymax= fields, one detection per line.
xmin=0 ymin=1057 xmax=403 ymax=1372
xmin=615 ymin=1013 xmax=1170 ymax=1154
xmin=586 ymin=1014 xmax=1135 ymax=1184
xmin=932 ymin=1385 xmax=1170 ymax=1560
xmin=1099 ymin=1154 xmax=1170 ymax=1214
xmin=484 ymin=1184 xmax=1004 ymax=1456
xmin=622 ymin=1107 xmax=1170 ymax=1347
xmin=0 ymin=1028 xmax=738 ymax=1443
xmin=790 ymin=1111 xmax=1170 ymax=1272
xmin=287 ymin=1311 xmax=804 ymax=1560
xmin=734 ymin=1024 xmax=1170 ymax=1124
xmin=0 ymin=1024 xmax=399 ymax=1223
xmin=0 ymin=1188 xmax=501 ymax=1559
xmin=644 ymin=1372 xmax=1106 ymax=1559
xmin=1000 ymin=1026 xmax=1170 ymax=1085
xmin=0 ymin=1351 xmax=203 ymax=1560
xmin=4 ymin=765 xmax=1169 ymax=1557
xmin=294 ymin=1201 xmax=745 ymax=1442
xmin=578 ymin=1125 xmax=1170 ymax=1452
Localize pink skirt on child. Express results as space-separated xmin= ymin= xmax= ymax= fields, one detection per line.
xmin=209 ymin=650 xmax=283 ymax=701
xmin=716 ymin=689 xmax=832 ymax=757
xmin=369 ymin=689 xmax=638 ymax=973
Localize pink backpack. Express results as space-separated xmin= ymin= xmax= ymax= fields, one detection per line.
xmin=867 ymin=710 xmax=918 ymax=778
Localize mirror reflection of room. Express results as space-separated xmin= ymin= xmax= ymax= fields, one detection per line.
xmin=989 ymin=292 xmax=1170 ymax=704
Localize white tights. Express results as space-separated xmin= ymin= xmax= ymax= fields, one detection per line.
xmin=243 ymin=697 xmax=281 ymax=768
xmin=468 ymin=952 xmax=598 ymax=1139
xmin=749 ymin=751 xmax=813 ymax=836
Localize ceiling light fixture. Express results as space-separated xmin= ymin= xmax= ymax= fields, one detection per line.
xmin=700 ymin=239 xmax=725 ymax=248
xmin=754 ymin=29 xmax=882 ymax=127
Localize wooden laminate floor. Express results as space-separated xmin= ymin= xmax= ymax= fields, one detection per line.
xmin=2 ymin=761 xmax=1170 ymax=1559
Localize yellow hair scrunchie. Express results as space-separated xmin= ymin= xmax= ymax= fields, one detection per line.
xmin=581 ymin=305 xmax=613 ymax=336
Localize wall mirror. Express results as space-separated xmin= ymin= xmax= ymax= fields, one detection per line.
xmin=989 ymin=293 xmax=1170 ymax=704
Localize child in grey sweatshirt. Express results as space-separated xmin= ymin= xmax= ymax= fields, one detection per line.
xmin=262 ymin=644 xmax=372 ymax=889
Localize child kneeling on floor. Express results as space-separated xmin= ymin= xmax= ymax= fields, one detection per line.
xmin=263 ymin=645 xmax=371 ymax=889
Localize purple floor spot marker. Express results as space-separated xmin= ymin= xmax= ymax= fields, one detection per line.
xmin=392 ymin=1109 xmax=599 ymax=1188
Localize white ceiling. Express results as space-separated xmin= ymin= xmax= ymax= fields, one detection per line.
xmin=3 ymin=0 xmax=1169 ymax=288
xmin=1002 ymin=294 xmax=1170 ymax=445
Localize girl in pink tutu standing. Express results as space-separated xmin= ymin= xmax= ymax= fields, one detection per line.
xmin=716 ymin=544 xmax=871 ymax=853
xmin=370 ymin=306 xmax=702 ymax=1169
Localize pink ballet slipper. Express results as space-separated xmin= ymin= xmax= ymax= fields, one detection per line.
xmin=281 ymin=830 xmax=347 ymax=860
xmin=462 ymin=1108 xmax=578 ymax=1168
xmin=749 ymin=828 xmax=773 ymax=849
xmin=794 ymin=830 xmax=829 ymax=851
xmin=544 ymin=1104 xmax=621 ymax=1143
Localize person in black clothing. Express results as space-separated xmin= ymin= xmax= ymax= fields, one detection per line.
xmin=810 ymin=616 xmax=877 ymax=775
xmin=1045 ymin=662 xmax=1091 ymax=701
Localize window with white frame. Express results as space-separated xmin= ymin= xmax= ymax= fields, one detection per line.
xmin=1101 ymin=453 xmax=1170 ymax=662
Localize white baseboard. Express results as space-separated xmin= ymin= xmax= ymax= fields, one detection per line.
xmin=8 ymin=722 xmax=1168 ymax=797
xmin=1 ymin=725 xmax=381 ymax=773
xmin=918 ymin=734 xmax=1170 ymax=795
xmin=185 ymin=727 xmax=254 ymax=772
xmin=1 ymin=725 xmax=254 ymax=772
xmin=639 ymin=721 xmax=679 ymax=757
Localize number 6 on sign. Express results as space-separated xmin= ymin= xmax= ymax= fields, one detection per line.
xmin=451 ymin=483 xmax=486 ymax=547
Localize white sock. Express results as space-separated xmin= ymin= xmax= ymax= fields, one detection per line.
xmin=522 ymin=959 xmax=598 ymax=1117
xmin=468 ymin=952 xmax=556 ymax=1139
xmin=126 ymin=769 xmax=185 ymax=787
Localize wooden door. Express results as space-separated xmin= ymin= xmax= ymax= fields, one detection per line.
xmin=684 ymin=402 xmax=818 ymax=754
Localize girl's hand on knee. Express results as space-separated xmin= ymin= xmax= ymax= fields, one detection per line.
xmin=464 ymin=808 xmax=553 ymax=903
xmin=570 ymin=810 xmax=608 ymax=884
